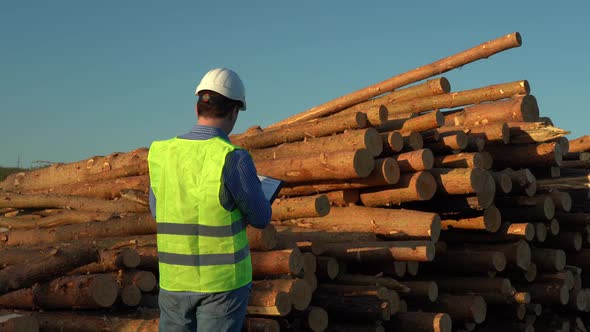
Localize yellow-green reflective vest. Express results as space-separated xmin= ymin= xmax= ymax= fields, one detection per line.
xmin=148 ymin=137 xmax=252 ymax=293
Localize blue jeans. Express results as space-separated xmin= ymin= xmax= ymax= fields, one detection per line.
xmin=158 ymin=284 xmax=250 ymax=332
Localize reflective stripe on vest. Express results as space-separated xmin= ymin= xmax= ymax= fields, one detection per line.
xmin=148 ymin=136 xmax=252 ymax=293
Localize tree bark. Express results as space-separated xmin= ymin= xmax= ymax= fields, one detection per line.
xmin=255 ymin=149 xmax=375 ymax=183
xmin=0 ymin=314 xmax=39 ymax=332
xmin=394 ymin=149 xmax=434 ymax=173
xmin=323 ymin=189 xmax=359 ymax=206
xmin=0 ymin=148 xmax=149 ymax=192
xmin=250 ymin=128 xmax=383 ymax=161
xmin=21 ymin=175 xmax=149 ymax=200
xmin=247 ymin=225 xmax=277 ymax=251
xmin=441 ymin=222 xmax=535 ymax=243
xmin=0 ymin=193 xmax=148 ymax=213
xmin=271 ymin=195 xmax=330 ymax=220
xmin=359 ymin=171 xmax=437 ymax=206
xmin=232 ymin=112 xmax=368 ymax=150
xmin=312 ymin=240 xmax=435 ymax=262
xmin=27 ymin=311 xmax=159 ymax=332
xmin=268 ymin=32 xmax=521 ymax=127
xmin=491 ymin=171 xmax=513 ymax=194
xmin=402 ymin=131 xmax=424 ymax=151
xmin=0 ymin=242 xmax=100 ymax=295
xmin=278 ymin=205 xmax=440 ymax=241
xmin=508 ymin=122 xmax=570 ymax=144
xmin=378 ymin=110 xmax=444 ymax=133
xmin=502 ymin=168 xmax=537 ymax=197
xmin=0 ymin=210 xmax=114 ymax=230
xmin=518 ymin=282 xmax=569 ymax=306
xmin=440 ymin=206 xmax=501 ymax=232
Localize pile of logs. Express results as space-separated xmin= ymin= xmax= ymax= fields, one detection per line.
xmin=1 ymin=31 xmax=590 ymax=331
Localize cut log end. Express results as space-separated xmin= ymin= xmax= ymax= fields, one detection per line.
xmin=120 ymin=248 xmax=141 ymax=268
xmin=354 ymin=149 xmax=376 ymax=178
xmin=484 ymin=206 xmax=502 ymax=233
xmin=415 ymin=171 xmax=438 ymax=201
xmin=365 ymin=128 xmax=384 ymax=157
xmin=380 ymin=158 xmax=401 ymax=185
xmin=434 ymin=313 xmax=453 ymax=332
xmin=121 ymin=285 xmax=141 ymax=307
xmin=92 ymin=275 xmax=119 ymax=308
xmin=307 ymin=307 xmax=329 ymax=332
xmin=406 ymin=132 xmax=424 ymax=151
xmin=315 ymin=195 xmax=331 ymax=217
xmin=386 ymin=131 xmax=404 ymax=153
xmin=492 ymin=252 xmax=507 ymax=272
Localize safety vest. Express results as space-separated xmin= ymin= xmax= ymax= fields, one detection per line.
xmin=148 ymin=136 xmax=252 ymax=293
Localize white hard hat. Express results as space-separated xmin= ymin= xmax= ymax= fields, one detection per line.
xmin=195 ymin=67 xmax=247 ymax=110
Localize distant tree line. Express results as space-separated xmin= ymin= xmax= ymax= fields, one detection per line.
xmin=0 ymin=167 xmax=26 ymax=181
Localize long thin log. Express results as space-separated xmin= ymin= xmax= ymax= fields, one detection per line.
xmin=378 ymin=110 xmax=444 ymax=133
xmin=540 ymin=231 xmax=583 ymax=252
xmin=232 ymin=112 xmax=369 ymax=150
xmin=25 ymin=311 xmax=159 ymax=332
xmin=380 ymin=131 xmax=404 ymax=155
xmin=463 ymin=240 xmax=531 ymax=270
xmin=0 ymin=242 xmax=100 ymax=295
xmin=486 ymin=142 xmax=563 ymax=168
xmin=430 ymin=168 xmax=496 ymax=208
xmin=274 ymin=225 xmax=377 ymax=245
xmin=359 ymin=171 xmax=437 ymax=206
xmin=0 ymin=314 xmax=39 ymax=332
xmin=252 ymin=279 xmax=311 ymax=311
xmin=21 ymin=175 xmax=149 ymax=200
xmin=0 ymin=193 xmax=148 ymax=213
xmin=0 ymin=274 xmax=118 ymax=309
xmin=434 ymin=152 xmax=484 ymax=169
xmin=383 ymin=312 xmax=452 ymax=332
xmin=268 ymin=32 xmax=522 ymax=127
xmin=569 ymin=135 xmax=590 ymax=153
xmin=312 ymin=240 xmax=435 ymax=262
xmin=247 ymin=225 xmax=278 ymax=251
xmin=337 ymin=77 xmax=451 ymax=117
xmin=531 ymin=248 xmax=566 ymax=272
xmin=67 ymin=248 xmax=140 ymax=275
xmin=427 ymin=132 xmax=468 ymax=153
xmin=440 ymin=206 xmax=501 ymax=232
xmin=0 ymin=148 xmax=149 ymax=192
xmin=271 ymin=195 xmax=330 ymax=220
xmin=323 ymin=189 xmax=359 ymax=206
xmin=438 ymin=122 xmax=510 ymax=145
xmin=420 ymin=249 xmax=506 ymax=274
xmin=279 ymin=205 xmax=440 ymax=241
xmin=311 ymin=293 xmax=391 ymax=321
xmin=444 ymin=94 xmax=539 ymax=127
xmin=255 ymin=149 xmax=375 ymax=183
xmin=2 ymin=213 xmax=155 ymax=247
xmin=420 ymin=294 xmax=487 ymax=323
xmin=248 ymin=289 xmax=292 ymax=316
xmin=250 ymin=128 xmax=383 ymax=161
xmin=0 ymin=210 xmax=114 ymax=230
xmin=441 ymin=223 xmax=535 ymax=243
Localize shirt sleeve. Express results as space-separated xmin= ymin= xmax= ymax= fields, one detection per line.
xmin=223 ymin=149 xmax=272 ymax=229
xmin=149 ymin=186 xmax=157 ymax=219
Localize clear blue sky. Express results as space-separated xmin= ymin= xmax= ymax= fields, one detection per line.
xmin=1 ymin=1 xmax=589 ymax=167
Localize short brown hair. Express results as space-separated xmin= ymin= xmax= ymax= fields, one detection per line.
xmin=197 ymin=90 xmax=242 ymax=119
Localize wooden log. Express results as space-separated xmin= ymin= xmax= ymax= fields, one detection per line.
xmin=519 ymin=282 xmax=569 ymax=306
xmin=255 ymin=149 xmax=375 ymax=183
xmin=509 ymin=122 xmax=570 ymax=144
xmin=383 ymin=312 xmax=452 ymax=332
xmin=534 ymin=222 xmax=548 ymax=242
xmin=402 ymin=281 xmax=438 ymax=302
xmin=420 ymin=294 xmax=486 ymax=323
xmin=532 ymin=248 xmax=566 ymax=272
xmin=311 ymin=293 xmax=391 ymax=321
xmin=394 ymin=149 xmax=434 ymax=172
xmin=316 ymin=284 xmax=398 ymax=304
xmin=378 ymin=80 xmax=529 ymax=119
xmin=440 ymin=206 xmax=501 ymax=232
xmin=0 ymin=314 xmax=39 ymax=332
xmin=564 ymin=151 xmax=590 ymax=161
xmin=0 ymin=210 xmax=115 ymax=230
xmin=402 ymin=131 xmax=424 ymax=151
xmin=406 ymin=261 xmax=420 ymax=276
xmin=117 ymin=284 xmax=141 ymax=307
xmin=247 ymin=225 xmax=278 ymax=251
xmin=380 ymin=131 xmax=404 ymax=155
xmin=279 ymin=206 xmax=440 ymax=241
xmin=378 ymin=110 xmax=444 ymax=133
xmin=502 ymin=168 xmax=537 ymax=197
xmin=268 ymin=32 xmax=522 ymax=127
xmin=559 ymin=160 xmax=590 ymax=169
xmin=536 ymin=271 xmax=575 ymax=291
xmin=427 ymin=132 xmax=468 ymax=153
xmin=0 ymin=193 xmax=148 ymax=213
xmin=420 ymin=249 xmax=506 ymax=274
xmin=252 ymin=279 xmax=311 ymax=311
xmin=312 ymin=240 xmax=435 ymax=262
xmin=0 ymin=274 xmax=118 ymax=309
xmin=463 ymin=240 xmax=531 ymax=270
xmin=0 ymin=242 xmax=100 ymax=295
xmin=486 ymin=142 xmax=563 ymax=168
xmin=359 ymin=171 xmax=437 ymax=205
xmin=323 ymin=189 xmax=359 ymax=207
xmin=337 ymin=77 xmax=451 ymax=117
xmin=0 ymin=148 xmax=149 ymax=192
xmin=114 ymin=270 xmax=157 ymax=292
xmin=569 ymin=135 xmax=590 ymax=153
xmin=232 ymin=112 xmax=369 ymax=149
xmin=496 ymin=195 xmax=556 ymax=221
xmin=250 ymin=128 xmax=383 ymax=161
xmin=491 ymin=171 xmax=513 ymax=194
xmin=279 ymin=157 xmax=400 ymax=197
xmin=438 ymin=122 xmax=510 ymax=145
xmin=274 ymin=225 xmax=377 ymax=245
xmin=244 ymin=317 xmax=280 ymax=332
xmin=333 ymin=273 xmax=410 ymax=293
xmin=434 ymin=277 xmax=512 ymax=296
xmin=67 ymin=248 xmax=140 ymax=275
xmin=543 ymin=190 xmax=572 ymax=212
xmin=248 ymin=289 xmax=292 ymax=316
xmin=430 ymin=168 xmax=496 ymax=208
xmin=22 ymin=175 xmax=149 ymax=200
xmin=277 ymin=306 xmax=329 ymax=332
xmin=444 ymin=94 xmax=538 ymax=127
xmin=25 ymin=311 xmax=159 ymax=332
xmin=271 ymin=195 xmax=330 ymax=220
xmin=2 ymin=213 xmax=155 ymax=247
xmin=251 ymin=248 xmax=303 ymax=277
xmin=441 ymin=222 xmax=534 ymax=243
xmin=540 ymin=231 xmax=582 ymax=252
xmin=434 ymin=152 xmax=484 ymax=169
xmin=316 ymin=256 xmax=339 ymax=280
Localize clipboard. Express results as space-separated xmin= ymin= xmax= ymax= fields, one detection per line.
xmin=257 ymin=175 xmax=284 ymax=204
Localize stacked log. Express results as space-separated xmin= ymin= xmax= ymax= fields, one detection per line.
xmin=2 ymin=31 xmax=590 ymax=332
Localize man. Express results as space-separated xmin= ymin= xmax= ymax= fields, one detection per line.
xmin=148 ymin=67 xmax=272 ymax=332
